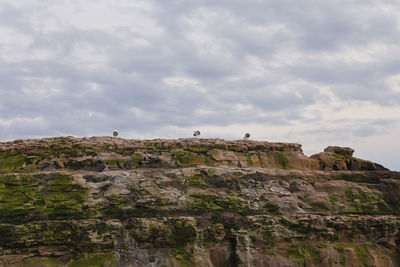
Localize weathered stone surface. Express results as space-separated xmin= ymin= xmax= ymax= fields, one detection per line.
xmin=311 ymin=146 xmax=388 ymax=172
xmin=0 ymin=137 xmax=398 ymax=266
xmin=324 ymin=146 xmax=355 ymax=157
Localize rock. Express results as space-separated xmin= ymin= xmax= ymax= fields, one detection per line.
xmin=324 ymin=146 xmax=355 ymax=157
xmin=311 ymin=146 xmax=388 ymax=171
xmin=0 ymin=137 xmax=398 ymax=266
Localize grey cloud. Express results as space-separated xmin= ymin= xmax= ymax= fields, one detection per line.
xmin=0 ymin=0 xmax=399 ymax=170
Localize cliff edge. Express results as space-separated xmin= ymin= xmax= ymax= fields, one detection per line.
xmin=0 ymin=137 xmax=399 ymax=266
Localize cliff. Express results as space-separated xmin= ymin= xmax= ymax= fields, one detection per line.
xmin=0 ymin=136 xmax=399 ymax=266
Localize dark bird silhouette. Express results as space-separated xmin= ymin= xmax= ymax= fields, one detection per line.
xmin=193 ymin=130 xmax=200 ymax=138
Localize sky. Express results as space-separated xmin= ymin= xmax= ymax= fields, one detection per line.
xmin=0 ymin=0 xmax=399 ymax=170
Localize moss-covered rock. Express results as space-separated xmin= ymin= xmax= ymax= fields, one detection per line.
xmin=174 ymin=151 xmax=209 ymax=167
xmin=0 ymin=173 xmax=87 ymax=223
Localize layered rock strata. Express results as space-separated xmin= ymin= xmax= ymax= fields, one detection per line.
xmin=0 ymin=137 xmax=399 ymax=266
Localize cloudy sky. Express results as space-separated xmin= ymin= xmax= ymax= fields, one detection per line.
xmin=0 ymin=0 xmax=399 ymax=170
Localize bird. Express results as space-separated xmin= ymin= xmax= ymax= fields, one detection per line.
xmin=193 ymin=130 xmax=200 ymax=138
xmin=113 ymin=130 xmax=118 ymax=137
xmin=244 ymin=133 xmax=250 ymax=140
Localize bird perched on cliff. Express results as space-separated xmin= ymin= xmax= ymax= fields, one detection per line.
xmin=193 ymin=130 xmax=200 ymax=138
xmin=244 ymin=133 xmax=250 ymax=140
xmin=113 ymin=130 xmax=118 ymax=137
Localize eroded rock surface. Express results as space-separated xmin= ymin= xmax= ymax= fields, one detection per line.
xmin=0 ymin=137 xmax=399 ymax=267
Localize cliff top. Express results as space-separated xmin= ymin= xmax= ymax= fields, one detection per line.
xmin=0 ymin=136 xmax=303 ymax=153
xmin=0 ymin=136 xmax=389 ymax=172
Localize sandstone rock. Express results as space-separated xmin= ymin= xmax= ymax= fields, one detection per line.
xmin=0 ymin=137 xmax=398 ymax=266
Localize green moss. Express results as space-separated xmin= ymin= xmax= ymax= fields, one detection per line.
xmin=101 ymin=194 xmax=125 ymax=218
xmin=21 ymin=257 xmax=64 ymax=267
xmin=0 ymin=174 xmax=39 ymax=223
xmin=191 ymin=194 xmax=250 ymax=214
xmin=153 ymin=141 xmax=167 ymax=150
xmin=348 ymin=243 xmax=369 ymax=266
xmin=105 ymin=159 xmax=124 ymax=170
xmin=205 ymin=168 xmax=216 ymax=177
xmin=0 ymin=173 xmax=87 ymax=223
xmin=344 ymin=188 xmax=386 ymax=214
xmin=0 ymin=225 xmax=16 ymax=246
xmin=212 ymin=177 xmax=241 ymax=191
xmin=131 ymin=152 xmax=144 ymax=168
xmin=170 ymin=219 xmax=197 ymax=247
xmin=43 ymin=173 xmax=88 ymax=219
xmin=15 ymin=221 xmax=91 ymax=248
xmin=175 ymin=151 xmax=207 ymax=167
xmin=260 ymin=226 xmax=276 ymax=248
xmin=48 ymin=140 xmax=94 ymax=157
xmin=187 ymin=174 xmax=208 ymax=189
xmin=329 ymin=195 xmax=336 ymax=206
xmin=191 ymin=194 xmax=222 ymax=211
xmin=309 ymin=201 xmax=330 ymax=212
xmin=171 ymin=247 xmax=195 ymax=267
xmin=186 ymin=172 xmax=211 ymax=189
xmin=101 ymin=193 xmax=162 ymax=219
xmin=226 ymin=189 xmax=237 ymax=196
xmin=244 ymin=152 xmax=254 ymax=166
xmin=262 ymin=200 xmax=281 ymax=215
xmin=0 ymin=154 xmax=27 ymax=172
xmin=340 ymin=255 xmax=346 ymax=266
xmin=335 ymin=244 xmax=345 ymax=253
xmin=300 ymin=193 xmax=330 ymax=213
xmin=67 ymin=253 xmax=115 ymax=267
xmin=330 ymin=153 xmax=345 ymax=161
xmin=286 ymin=243 xmax=320 ymax=264
xmin=345 ymin=188 xmax=355 ymax=202
xmin=274 ymin=152 xmax=288 ymax=169
xmin=205 ymin=223 xmax=225 ymax=242
xmin=286 ymin=244 xmax=303 ymax=259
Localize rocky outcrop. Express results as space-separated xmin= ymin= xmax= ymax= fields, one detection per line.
xmin=0 ymin=137 xmax=398 ymax=266
xmin=324 ymin=146 xmax=355 ymax=157
xmin=311 ymin=146 xmax=387 ymax=172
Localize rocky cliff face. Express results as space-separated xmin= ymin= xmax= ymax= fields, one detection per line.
xmin=0 ymin=137 xmax=399 ymax=267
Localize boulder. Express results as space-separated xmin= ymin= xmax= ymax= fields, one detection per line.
xmin=324 ymin=146 xmax=354 ymax=157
